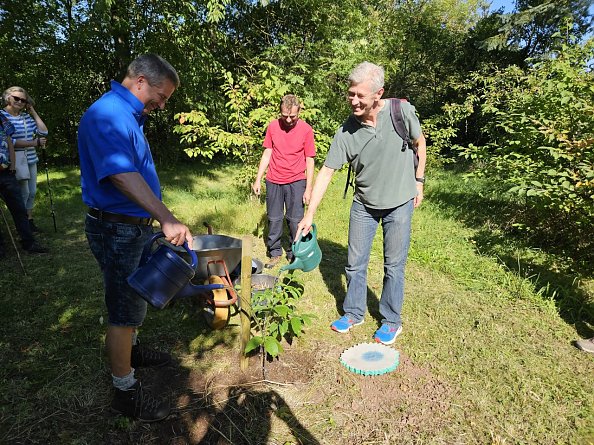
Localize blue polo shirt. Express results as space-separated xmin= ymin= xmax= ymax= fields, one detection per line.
xmin=78 ymin=80 xmax=161 ymax=217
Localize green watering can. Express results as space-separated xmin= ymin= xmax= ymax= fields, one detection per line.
xmin=280 ymin=223 xmax=322 ymax=273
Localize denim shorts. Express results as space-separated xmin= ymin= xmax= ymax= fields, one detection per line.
xmin=85 ymin=214 xmax=154 ymax=326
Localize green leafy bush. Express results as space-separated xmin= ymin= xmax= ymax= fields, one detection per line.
xmin=244 ymin=275 xmax=314 ymax=359
xmin=455 ymin=36 xmax=594 ymax=234
xmin=173 ymin=61 xmax=330 ymax=186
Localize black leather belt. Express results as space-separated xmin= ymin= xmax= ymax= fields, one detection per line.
xmin=87 ymin=207 xmax=153 ymax=226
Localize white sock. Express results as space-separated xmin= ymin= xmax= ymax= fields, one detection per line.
xmin=112 ymin=369 xmax=136 ymax=391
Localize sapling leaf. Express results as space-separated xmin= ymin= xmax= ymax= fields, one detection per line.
xmin=264 ymin=337 xmax=282 ymax=357
xmin=273 ymin=305 xmax=290 ymax=317
xmin=290 ymin=318 xmax=302 ymax=335
xmin=245 ymin=336 xmax=263 ymax=354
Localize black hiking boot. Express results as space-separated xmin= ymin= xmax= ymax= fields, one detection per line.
xmin=131 ymin=341 xmax=172 ymax=368
xmin=29 ymin=219 xmax=42 ymax=233
xmin=24 ymin=241 xmax=48 ymax=254
xmin=111 ymin=381 xmax=170 ymax=422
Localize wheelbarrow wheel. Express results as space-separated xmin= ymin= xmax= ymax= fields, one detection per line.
xmin=203 ymin=275 xmax=230 ymax=330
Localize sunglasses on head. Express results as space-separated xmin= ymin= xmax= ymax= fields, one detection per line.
xmin=11 ymin=96 xmax=27 ymax=104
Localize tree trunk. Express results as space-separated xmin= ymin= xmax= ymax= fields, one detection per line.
xmin=110 ymin=0 xmax=131 ymax=81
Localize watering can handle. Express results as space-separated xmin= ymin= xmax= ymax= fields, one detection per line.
xmin=293 ymin=223 xmax=316 ymax=251
xmin=139 ymin=232 xmax=198 ymax=269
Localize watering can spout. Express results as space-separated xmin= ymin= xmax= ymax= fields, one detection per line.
xmin=279 ymin=260 xmax=300 ymax=272
xmin=175 ymin=282 xmax=198 ymax=299
xmin=175 ymin=281 xmax=227 ymax=299
xmin=279 ymin=224 xmax=322 ymax=273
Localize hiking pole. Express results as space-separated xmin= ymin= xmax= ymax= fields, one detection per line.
xmin=0 ymin=204 xmax=27 ymax=275
xmin=39 ymin=138 xmax=57 ymax=232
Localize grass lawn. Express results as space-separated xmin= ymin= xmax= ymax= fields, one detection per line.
xmin=0 ymin=160 xmax=592 ymax=444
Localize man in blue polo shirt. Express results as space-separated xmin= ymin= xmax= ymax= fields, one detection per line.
xmin=78 ymin=54 xmax=193 ymax=422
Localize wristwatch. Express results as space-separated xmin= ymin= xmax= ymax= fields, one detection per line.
xmin=415 ymin=176 xmax=425 ymax=184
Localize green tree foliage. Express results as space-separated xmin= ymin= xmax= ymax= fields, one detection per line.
xmin=456 ymin=37 xmax=594 ymax=249
xmin=484 ymin=0 xmax=592 ymax=61
xmin=1 ymin=0 xmax=591 ymax=175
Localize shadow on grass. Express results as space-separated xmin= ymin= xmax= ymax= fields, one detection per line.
xmin=162 ymin=384 xmax=321 ymax=445
xmin=429 ymin=175 xmax=594 ymax=327
xmin=318 ymin=238 xmax=382 ymax=325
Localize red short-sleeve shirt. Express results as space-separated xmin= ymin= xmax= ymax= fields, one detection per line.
xmin=263 ymin=119 xmax=315 ymax=184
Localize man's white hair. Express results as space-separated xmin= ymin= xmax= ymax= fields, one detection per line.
xmin=348 ymin=62 xmax=385 ymax=93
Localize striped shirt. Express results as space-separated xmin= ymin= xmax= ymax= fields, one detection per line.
xmin=0 ymin=110 xmax=48 ymax=164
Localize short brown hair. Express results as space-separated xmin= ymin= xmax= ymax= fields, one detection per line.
xmin=279 ymin=94 xmax=301 ymax=112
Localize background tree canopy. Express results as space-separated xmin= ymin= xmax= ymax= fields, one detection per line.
xmin=0 ymin=0 xmax=592 ymax=255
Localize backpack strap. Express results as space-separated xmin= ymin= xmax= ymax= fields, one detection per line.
xmin=343 ymin=164 xmax=353 ymax=199
xmin=390 ymin=98 xmax=418 ymax=171
xmin=390 ymin=98 xmax=409 ymax=150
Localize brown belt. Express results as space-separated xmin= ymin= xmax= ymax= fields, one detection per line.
xmin=87 ymin=207 xmax=154 ymax=226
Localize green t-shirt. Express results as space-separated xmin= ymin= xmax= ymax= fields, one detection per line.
xmin=325 ymin=100 xmax=421 ymax=209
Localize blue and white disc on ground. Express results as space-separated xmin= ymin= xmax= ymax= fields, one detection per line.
xmin=340 ymin=342 xmax=400 ymax=376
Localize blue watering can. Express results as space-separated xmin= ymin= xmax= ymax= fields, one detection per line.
xmin=280 ymin=223 xmax=322 ymax=273
xmin=127 ymin=232 xmax=227 ymax=309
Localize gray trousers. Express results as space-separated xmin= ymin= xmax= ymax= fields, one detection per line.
xmin=265 ymin=179 xmax=306 ymax=259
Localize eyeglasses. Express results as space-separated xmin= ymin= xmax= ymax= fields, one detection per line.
xmin=11 ymin=96 xmax=28 ymax=104
xmin=346 ymin=91 xmax=377 ymax=102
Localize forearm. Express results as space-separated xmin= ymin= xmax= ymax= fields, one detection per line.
xmin=414 ymin=133 xmax=427 ymax=178
xmin=109 ymin=172 xmax=175 ymax=224
xmin=14 ymin=139 xmax=36 ymax=148
xmin=305 ymin=157 xmax=315 ymax=191
xmin=255 ymin=149 xmax=272 ymax=183
xmin=29 ymin=109 xmax=48 ymax=134
xmin=14 ymin=137 xmax=45 ymax=148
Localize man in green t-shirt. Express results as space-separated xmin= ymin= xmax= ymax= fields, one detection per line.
xmin=296 ymin=61 xmax=426 ymax=345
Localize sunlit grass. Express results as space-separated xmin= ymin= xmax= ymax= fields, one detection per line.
xmin=0 ymin=161 xmax=592 ymax=444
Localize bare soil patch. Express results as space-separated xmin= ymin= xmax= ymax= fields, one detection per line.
xmin=101 ymin=341 xmax=456 ymax=445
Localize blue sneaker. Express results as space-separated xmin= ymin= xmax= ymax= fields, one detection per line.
xmin=331 ymin=315 xmax=363 ymax=333
xmin=373 ymin=324 xmax=403 ymax=345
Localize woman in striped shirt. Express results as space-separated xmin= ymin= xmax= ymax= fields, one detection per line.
xmin=2 ymin=87 xmax=49 ymax=232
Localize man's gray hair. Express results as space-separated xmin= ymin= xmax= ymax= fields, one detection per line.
xmin=348 ymin=62 xmax=384 ymax=93
xmin=126 ymin=54 xmax=180 ymax=88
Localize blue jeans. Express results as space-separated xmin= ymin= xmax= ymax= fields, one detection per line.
xmin=18 ymin=162 xmax=38 ymax=211
xmin=343 ymin=199 xmax=413 ymax=327
xmin=85 ymin=214 xmax=154 ymax=326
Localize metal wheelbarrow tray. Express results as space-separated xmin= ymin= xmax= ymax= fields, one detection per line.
xmin=166 ymin=234 xmax=242 ymax=281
